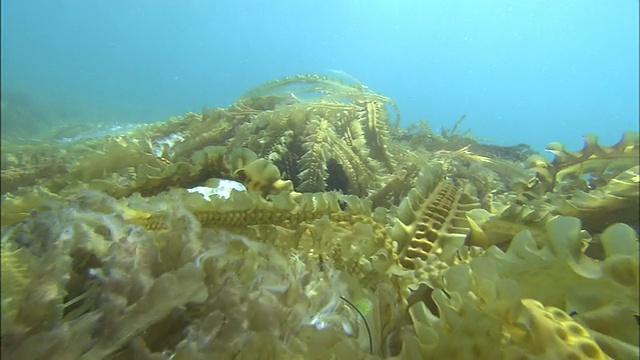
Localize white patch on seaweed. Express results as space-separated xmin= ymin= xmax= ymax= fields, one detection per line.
xmin=187 ymin=180 xmax=246 ymax=201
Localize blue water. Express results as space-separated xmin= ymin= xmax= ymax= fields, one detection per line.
xmin=1 ymin=0 xmax=638 ymax=153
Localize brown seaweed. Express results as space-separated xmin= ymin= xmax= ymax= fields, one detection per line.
xmin=1 ymin=74 xmax=637 ymax=359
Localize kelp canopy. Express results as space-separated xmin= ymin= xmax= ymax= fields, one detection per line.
xmin=1 ymin=74 xmax=638 ymax=360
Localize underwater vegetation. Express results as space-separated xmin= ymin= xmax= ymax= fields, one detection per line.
xmin=1 ymin=73 xmax=638 ymax=359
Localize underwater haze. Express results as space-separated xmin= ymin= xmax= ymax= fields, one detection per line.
xmin=1 ymin=0 xmax=638 ymax=152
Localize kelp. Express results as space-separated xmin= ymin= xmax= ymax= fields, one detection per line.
xmin=1 ymin=74 xmax=638 ymax=359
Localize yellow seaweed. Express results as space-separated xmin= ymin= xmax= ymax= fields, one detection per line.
xmin=0 ymin=74 xmax=638 ymax=359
